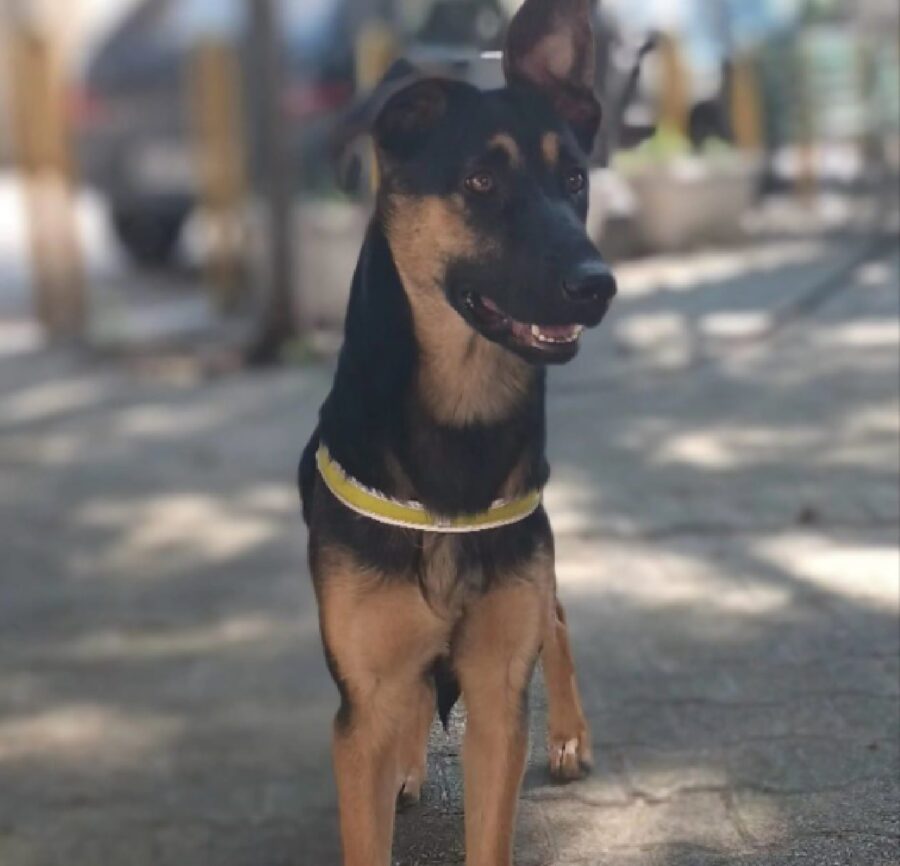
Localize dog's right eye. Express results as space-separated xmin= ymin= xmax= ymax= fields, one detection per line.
xmin=464 ymin=171 xmax=495 ymax=195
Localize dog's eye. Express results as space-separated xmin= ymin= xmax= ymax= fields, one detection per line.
xmin=465 ymin=171 xmax=495 ymax=195
xmin=565 ymin=168 xmax=586 ymax=194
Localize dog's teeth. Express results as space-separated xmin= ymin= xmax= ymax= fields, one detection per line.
xmin=529 ymin=324 xmax=582 ymax=345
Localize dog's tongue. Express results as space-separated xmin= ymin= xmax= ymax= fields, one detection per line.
xmin=480 ymin=297 xmax=507 ymax=317
xmin=511 ymin=321 xmax=532 ymax=340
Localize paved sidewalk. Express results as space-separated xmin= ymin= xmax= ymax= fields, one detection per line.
xmin=0 ymin=237 xmax=898 ymax=865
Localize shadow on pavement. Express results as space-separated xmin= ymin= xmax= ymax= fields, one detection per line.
xmin=0 ymin=242 xmax=897 ymax=865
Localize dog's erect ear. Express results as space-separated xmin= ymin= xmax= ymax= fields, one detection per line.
xmin=503 ymin=0 xmax=601 ymax=150
xmin=373 ymin=78 xmax=453 ymax=160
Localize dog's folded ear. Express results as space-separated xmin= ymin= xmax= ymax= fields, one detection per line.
xmin=503 ymin=0 xmax=601 ymax=151
xmin=373 ymin=77 xmax=455 ymax=160
xmin=329 ymin=60 xmax=424 ymax=188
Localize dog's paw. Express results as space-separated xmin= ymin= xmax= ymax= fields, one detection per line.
xmin=548 ymin=729 xmax=593 ymax=781
xmin=396 ymin=770 xmax=425 ymax=812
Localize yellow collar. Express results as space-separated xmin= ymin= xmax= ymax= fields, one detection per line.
xmin=316 ymin=444 xmax=542 ymax=533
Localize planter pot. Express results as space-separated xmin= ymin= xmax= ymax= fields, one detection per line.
xmin=248 ymin=199 xmax=369 ymax=331
xmin=291 ymin=201 xmax=369 ymax=329
xmin=625 ymin=157 xmax=760 ymax=253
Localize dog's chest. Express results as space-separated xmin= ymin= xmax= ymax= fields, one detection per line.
xmin=419 ymin=534 xmax=486 ymax=616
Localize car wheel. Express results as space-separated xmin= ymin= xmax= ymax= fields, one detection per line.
xmin=111 ymin=208 xmax=186 ymax=268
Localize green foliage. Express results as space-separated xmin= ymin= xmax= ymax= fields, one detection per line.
xmin=617 ymin=124 xmax=691 ymax=169
xmin=614 ymin=124 xmax=739 ymax=173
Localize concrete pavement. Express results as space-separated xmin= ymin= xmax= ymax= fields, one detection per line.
xmin=0 ymin=235 xmax=897 ymax=865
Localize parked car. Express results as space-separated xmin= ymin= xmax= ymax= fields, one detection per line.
xmin=72 ymin=0 xmax=356 ymax=267
xmin=72 ymin=0 xmax=508 ymax=269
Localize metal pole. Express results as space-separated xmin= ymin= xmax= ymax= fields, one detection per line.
xmin=246 ymin=0 xmax=296 ymax=364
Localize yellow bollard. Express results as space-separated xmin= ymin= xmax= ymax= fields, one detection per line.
xmin=189 ymin=39 xmax=247 ymax=310
xmin=656 ymin=33 xmax=690 ymax=138
xmin=355 ymin=21 xmax=397 ymax=193
xmin=729 ymin=53 xmax=764 ymax=152
xmin=793 ymin=40 xmax=817 ymax=205
xmin=7 ymin=27 xmax=85 ymax=339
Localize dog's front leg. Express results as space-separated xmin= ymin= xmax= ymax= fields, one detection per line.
xmin=317 ymin=552 xmax=447 ymax=866
xmin=332 ymin=702 xmax=401 ymax=866
xmin=455 ymin=574 xmax=548 ymax=866
xmin=542 ymin=596 xmax=594 ymax=779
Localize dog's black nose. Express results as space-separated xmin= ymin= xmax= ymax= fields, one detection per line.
xmin=563 ymin=265 xmax=617 ymax=305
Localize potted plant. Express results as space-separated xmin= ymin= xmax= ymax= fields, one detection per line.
xmin=614 ymin=126 xmax=761 ymax=253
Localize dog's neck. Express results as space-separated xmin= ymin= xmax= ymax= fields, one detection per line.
xmin=380 ymin=191 xmax=536 ymax=427
xmin=398 ymin=260 xmax=535 ymax=429
xmin=319 ymin=221 xmax=549 ymax=517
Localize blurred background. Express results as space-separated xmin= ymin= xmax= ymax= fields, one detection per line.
xmin=1 ymin=2 xmax=898 ymax=865
xmin=0 ymin=0 xmax=897 ymax=354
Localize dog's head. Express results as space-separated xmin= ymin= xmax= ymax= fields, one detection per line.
xmin=374 ymin=0 xmax=615 ymax=365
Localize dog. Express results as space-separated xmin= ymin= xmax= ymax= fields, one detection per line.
xmin=298 ymin=1 xmax=616 ymax=862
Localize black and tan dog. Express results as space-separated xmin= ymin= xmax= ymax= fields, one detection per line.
xmin=298 ymin=1 xmax=616 ymax=862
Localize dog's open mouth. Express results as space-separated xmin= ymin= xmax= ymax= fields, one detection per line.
xmin=462 ymin=292 xmax=583 ymax=356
